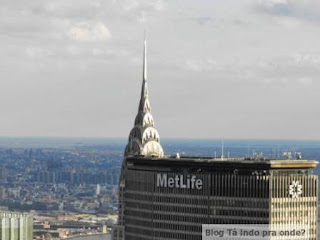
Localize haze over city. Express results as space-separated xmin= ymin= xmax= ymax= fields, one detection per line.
xmin=1 ymin=0 xmax=320 ymax=139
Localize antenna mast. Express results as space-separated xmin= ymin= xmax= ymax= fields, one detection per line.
xmin=221 ymin=139 xmax=224 ymax=160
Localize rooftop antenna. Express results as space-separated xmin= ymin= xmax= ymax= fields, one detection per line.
xmin=221 ymin=138 xmax=224 ymax=160
xmin=295 ymin=151 xmax=302 ymax=160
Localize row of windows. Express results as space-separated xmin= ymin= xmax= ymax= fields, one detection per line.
xmin=125 ymin=202 xmax=269 ymax=219
xmin=210 ymin=199 xmax=268 ymax=208
xmin=125 ymin=209 xmax=269 ymax=225
xmin=126 ymin=226 xmax=199 ymax=240
xmin=153 ymin=195 xmax=208 ymax=205
xmin=127 ymin=195 xmax=207 ymax=204
xmin=127 ymin=219 xmax=202 ymax=232
xmin=125 ymin=225 xmax=152 ymax=237
xmin=126 ymin=192 xmax=268 ymax=207
xmin=208 ymin=218 xmax=268 ymax=224
xmin=126 ymin=221 xmax=201 ymax=237
xmin=271 ymin=210 xmax=316 ymax=218
xmin=126 ymin=192 xmax=153 ymax=202
xmin=125 ymin=201 xmax=153 ymax=211
xmin=126 ymin=210 xmax=207 ymax=223
xmin=125 ymin=209 xmax=152 ymax=219
xmin=126 ymin=202 xmax=208 ymax=215
xmin=271 ymin=201 xmax=317 ymax=208
xmin=212 ymin=209 xmax=268 ymax=218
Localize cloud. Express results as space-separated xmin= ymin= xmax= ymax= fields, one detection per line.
xmin=110 ymin=0 xmax=167 ymax=23
xmin=25 ymin=47 xmax=54 ymax=58
xmin=293 ymin=53 xmax=320 ymax=65
xmin=183 ymin=59 xmax=218 ymax=72
xmin=43 ymin=0 xmax=102 ymax=19
xmin=257 ymin=0 xmax=320 ymax=22
xmin=296 ymin=77 xmax=313 ymax=86
xmin=120 ymin=0 xmax=166 ymax=12
xmin=1 ymin=0 xmax=320 ymax=139
xmin=69 ymin=22 xmax=111 ymax=42
xmin=192 ymin=17 xmax=212 ymax=25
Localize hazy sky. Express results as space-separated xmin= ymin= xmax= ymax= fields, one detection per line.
xmin=0 ymin=0 xmax=320 ymax=139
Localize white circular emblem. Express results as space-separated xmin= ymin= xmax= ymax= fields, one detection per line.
xmin=289 ymin=180 xmax=303 ymax=198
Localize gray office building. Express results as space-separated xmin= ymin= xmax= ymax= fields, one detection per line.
xmin=112 ymin=41 xmax=318 ymax=240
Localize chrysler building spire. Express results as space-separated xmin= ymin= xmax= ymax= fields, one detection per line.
xmin=138 ymin=39 xmax=150 ymax=113
xmin=124 ymin=40 xmax=164 ymax=157
xmin=143 ymin=38 xmax=147 ymax=82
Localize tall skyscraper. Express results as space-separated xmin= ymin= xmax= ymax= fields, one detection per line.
xmin=112 ymin=39 xmax=164 ymax=240
xmin=112 ymin=41 xmax=318 ymax=240
xmin=0 ymin=212 xmax=33 ymax=240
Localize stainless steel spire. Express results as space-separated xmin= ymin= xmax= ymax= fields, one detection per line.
xmin=124 ymin=40 xmax=164 ymax=157
xmin=138 ymin=40 xmax=150 ymax=113
xmin=143 ymin=39 xmax=147 ymax=82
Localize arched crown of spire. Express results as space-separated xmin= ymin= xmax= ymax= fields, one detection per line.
xmin=125 ymin=39 xmax=164 ymax=158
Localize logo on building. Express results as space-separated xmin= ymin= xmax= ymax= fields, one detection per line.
xmin=289 ymin=180 xmax=303 ymax=198
xmin=156 ymin=173 xmax=203 ymax=190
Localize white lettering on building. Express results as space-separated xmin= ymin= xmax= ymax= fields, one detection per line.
xmin=156 ymin=174 xmax=203 ymax=190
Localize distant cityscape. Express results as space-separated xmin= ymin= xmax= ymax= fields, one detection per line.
xmin=0 ymin=138 xmax=122 ymax=239
xmin=0 ymin=138 xmax=319 ymax=239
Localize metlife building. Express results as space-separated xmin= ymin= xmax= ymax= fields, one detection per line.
xmin=111 ymin=41 xmax=318 ymax=240
xmin=123 ymin=157 xmax=318 ymax=240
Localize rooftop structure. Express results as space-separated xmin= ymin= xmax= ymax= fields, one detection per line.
xmin=127 ymin=156 xmax=318 ymax=169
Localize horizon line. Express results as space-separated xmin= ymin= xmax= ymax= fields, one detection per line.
xmin=0 ymin=136 xmax=319 ymax=141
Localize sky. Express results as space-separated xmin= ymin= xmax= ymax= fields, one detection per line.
xmin=0 ymin=0 xmax=320 ymax=140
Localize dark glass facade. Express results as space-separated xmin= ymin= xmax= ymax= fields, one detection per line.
xmin=123 ymin=157 xmax=318 ymax=240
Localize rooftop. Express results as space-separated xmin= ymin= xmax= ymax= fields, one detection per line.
xmin=127 ymin=156 xmax=318 ymax=170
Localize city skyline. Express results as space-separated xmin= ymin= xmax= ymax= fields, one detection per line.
xmin=1 ymin=0 xmax=320 ymax=139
